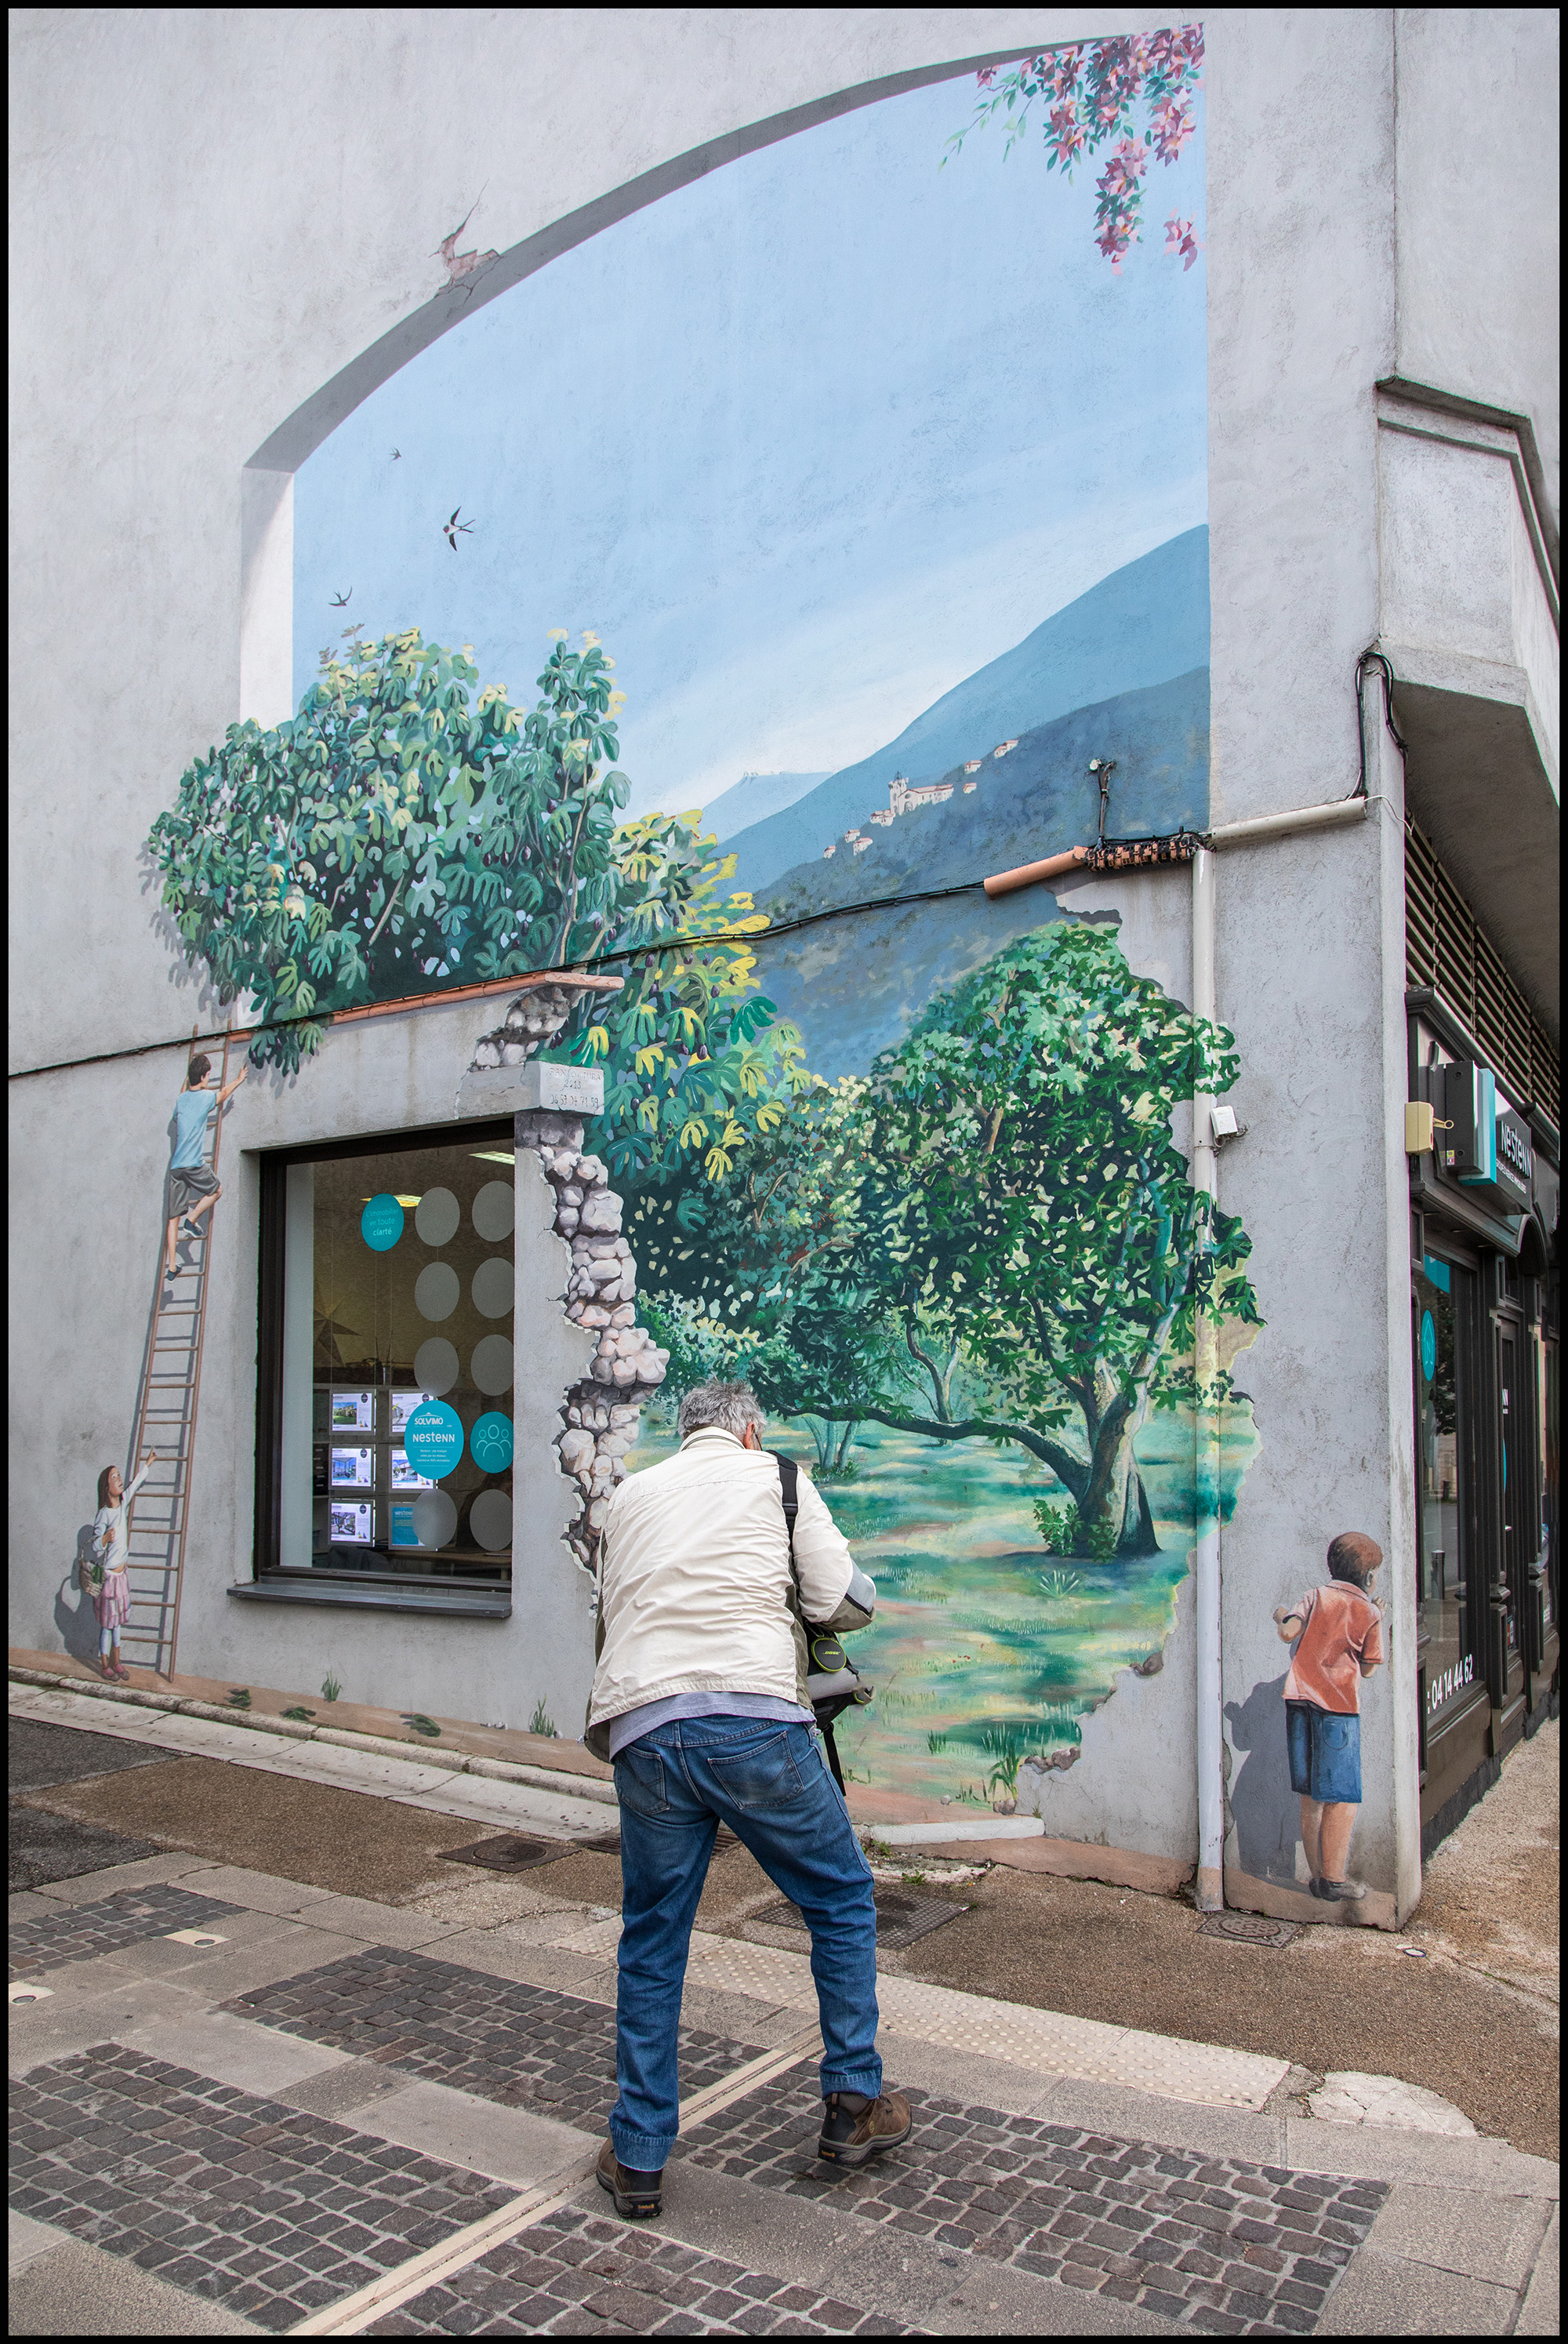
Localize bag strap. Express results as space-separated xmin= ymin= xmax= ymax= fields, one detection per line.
xmin=775 ymin=1452 xmax=800 ymax=1568
xmin=771 ymin=1450 xmax=807 ymax=1632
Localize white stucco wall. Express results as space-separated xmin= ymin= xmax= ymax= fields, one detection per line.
xmin=1393 ymin=6 xmax=1560 ymax=513
xmin=1378 ymin=410 xmax=1559 ymax=792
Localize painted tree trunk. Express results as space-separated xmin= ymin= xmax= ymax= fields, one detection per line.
xmin=1076 ymin=1391 xmax=1161 ymax=1558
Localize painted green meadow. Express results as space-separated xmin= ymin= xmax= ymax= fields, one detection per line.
xmin=625 ymin=1401 xmax=1258 ymax=1800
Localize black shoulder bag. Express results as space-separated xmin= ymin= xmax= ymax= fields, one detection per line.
xmin=774 ymin=1452 xmax=873 ymax=1793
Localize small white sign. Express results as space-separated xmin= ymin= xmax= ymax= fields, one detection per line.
xmin=528 ymin=1061 xmax=606 ymax=1113
xmin=459 ymin=1062 xmax=605 ymax=1115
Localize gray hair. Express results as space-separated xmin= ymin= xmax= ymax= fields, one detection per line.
xmin=677 ymin=1379 xmax=765 ymax=1441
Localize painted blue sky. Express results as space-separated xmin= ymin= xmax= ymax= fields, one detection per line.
xmin=294 ymin=69 xmax=1206 ymax=819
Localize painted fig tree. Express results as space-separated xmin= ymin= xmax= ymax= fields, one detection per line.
xmin=149 ymin=627 xmax=812 ymax=1187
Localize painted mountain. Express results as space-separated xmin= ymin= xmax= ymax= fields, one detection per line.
xmin=724 ymin=525 xmax=1209 ymax=899
xmin=699 ymin=770 xmax=830 ymax=841
xmin=747 ymin=663 xmax=1210 ymax=1080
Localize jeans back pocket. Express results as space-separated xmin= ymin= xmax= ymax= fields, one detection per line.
xmin=706 ymin=1731 xmax=807 ymax=1810
xmin=614 ymin=1742 xmax=671 ymax=1815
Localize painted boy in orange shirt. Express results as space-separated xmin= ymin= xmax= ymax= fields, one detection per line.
xmin=1273 ymin=1532 xmax=1385 ymax=1902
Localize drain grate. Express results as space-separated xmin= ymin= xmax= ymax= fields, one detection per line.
xmin=757 ymin=1886 xmax=969 ymax=1953
xmin=1199 ymin=1911 xmax=1299 ymax=1949
xmin=438 ymin=1832 xmax=615 ymax=1873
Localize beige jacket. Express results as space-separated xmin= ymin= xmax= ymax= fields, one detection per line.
xmin=585 ymin=1427 xmax=874 ymax=1757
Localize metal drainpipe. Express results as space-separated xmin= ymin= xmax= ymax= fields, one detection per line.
xmin=1190 ymin=842 xmax=1225 ymax=1911
xmin=1189 ymin=794 xmax=1370 ymax=1913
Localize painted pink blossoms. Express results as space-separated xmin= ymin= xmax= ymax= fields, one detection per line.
xmin=951 ymin=26 xmax=1204 ymax=273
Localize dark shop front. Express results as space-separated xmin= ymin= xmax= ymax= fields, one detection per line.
xmin=1406 ymin=827 xmax=1560 ymax=1855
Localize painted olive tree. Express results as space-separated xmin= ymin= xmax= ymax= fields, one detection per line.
xmin=638 ymin=922 xmax=1261 ymax=1555
xmin=149 ymin=628 xmax=811 ymax=1189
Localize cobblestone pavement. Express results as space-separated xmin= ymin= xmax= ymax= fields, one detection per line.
xmin=9 ymin=2044 xmax=517 ymax=2331
xmin=366 ymin=2206 xmax=914 ymax=2335
xmin=223 ymin=1945 xmax=757 ymax=2126
xmin=9 ymin=1882 xmax=244 ymax=1977
xmin=677 ymin=2067 xmax=1388 ymax=2335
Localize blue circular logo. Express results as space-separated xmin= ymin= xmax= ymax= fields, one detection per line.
xmin=470 ymin=1412 xmax=514 ymax=1474
xmin=361 ymin=1194 xmax=405 ymax=1252
xmin=403 ymin=1401 xmax=464 ymax=1480
xmin=1419 ymin=1310 xmax=1436 ymax=1383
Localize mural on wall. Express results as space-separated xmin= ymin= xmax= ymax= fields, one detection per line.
xmin=150 ymin=27 xmax=1265 ymax=1799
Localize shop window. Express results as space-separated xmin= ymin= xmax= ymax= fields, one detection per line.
xmin=1414 ymin=1256 xmax=1479 ymax=1724
xmin=260 ymin=1126 xmax=516 ymax=1586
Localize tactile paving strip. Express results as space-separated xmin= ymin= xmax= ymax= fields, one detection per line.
xmin=223 ymin=1945 xmax=759 ymax=2128
xmin=681 ymin=1933 xmax=1290 ymax=2109
xmin=364 ymin=2204 xmax=915 ymax=2335
xmin=676 ymin=2071 xmax=1388 ymax=2335
xmin=9 ymin=2044 xmax=517 ymax=2331
xmin=8 ymin=1884 xmax=245 ymax=1979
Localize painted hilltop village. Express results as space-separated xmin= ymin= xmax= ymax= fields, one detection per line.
xmin=824 ymin=740 xmax=1018 ymax=857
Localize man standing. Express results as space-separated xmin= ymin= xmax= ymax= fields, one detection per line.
xmin=163 ymin=1051 xmax=245 ymax=1281
xmin=585 ymin=1380 xmax=909 ymax=2219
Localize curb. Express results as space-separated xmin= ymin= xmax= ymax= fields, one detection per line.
xmin=8 ymin=1666 xmax=619 ymax=1807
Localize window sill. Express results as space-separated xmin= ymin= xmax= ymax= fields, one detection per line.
xmin=230 ymin=1577 xmax=510 ymax=1619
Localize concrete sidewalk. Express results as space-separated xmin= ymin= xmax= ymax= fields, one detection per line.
xmin=9 ymin=1695 xmax=1559 ymax=2335
xmin=12 ymin=1670 xmax=1559 ymax=2153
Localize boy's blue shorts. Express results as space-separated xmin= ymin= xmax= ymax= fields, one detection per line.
xmin=1285 ymin=1701 xmax=1361 ymax=1804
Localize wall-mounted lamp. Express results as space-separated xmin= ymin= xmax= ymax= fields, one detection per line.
xmin=1403 ymin=1101 xmax=1453 ymax=1154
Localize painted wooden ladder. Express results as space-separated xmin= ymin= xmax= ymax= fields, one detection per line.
xmin=120 ymin=1029 xmax=234 ymax=1677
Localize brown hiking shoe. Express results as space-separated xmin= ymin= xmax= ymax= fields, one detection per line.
xmin=595 ymin=2136 xmax=662 ymax=2219
xmin=818 ymin=2088 xmax=913 ymax=2165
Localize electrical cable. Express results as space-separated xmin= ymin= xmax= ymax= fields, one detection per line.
xmin=7 ymin=878 xmax=992 ymax=1083
xmin=11 ymin=746 xmax=1231 ymax=1085
xmin=1353 ymin=649 xmax=1407 ymax=800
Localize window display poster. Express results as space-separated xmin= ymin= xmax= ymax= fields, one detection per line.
xmin=390 ymin=1503 xmax=416 ymax=1547
xmin=390 ymin=1449 xmax=433 ymax=1492
xmin=403 ymin=1399 xmax=464 ymax=1480
xmin=390 ymin=1390 xmax=436 ymax=1435
xmin=331 ymin=1448 xmax=374 ymax=1488
xmin=329 ymin=1501 xmax=372 ymax=1543
xmin=332 ymin=1390 xmax=376 ymax=1431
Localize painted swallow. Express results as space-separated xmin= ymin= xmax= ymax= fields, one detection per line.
xmin=390 ymin=449 xmax=401 ymax=460
xmin=329 ymin=590 xmax=352 ymax=608
xmin=443 ymin=508 xmax=475 ymax=550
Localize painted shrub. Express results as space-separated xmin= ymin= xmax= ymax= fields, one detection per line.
xmin=154 ymin=27 xmax=1252 ymax=1797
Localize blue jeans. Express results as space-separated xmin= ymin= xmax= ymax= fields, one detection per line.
xmin=609 ymin=1714 xmax=881 ymax=2169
